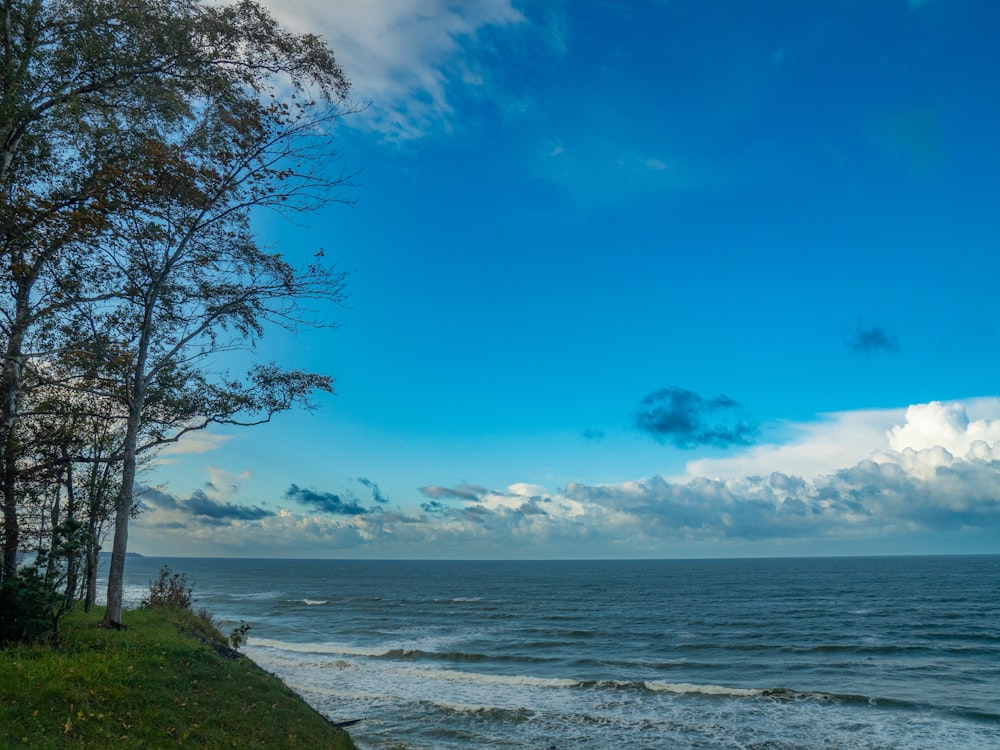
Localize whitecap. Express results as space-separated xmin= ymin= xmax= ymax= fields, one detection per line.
xmin=248 ymin=637 xmax=384 ymax=657
xmin=397 ymin=666 xmax=581 ymax=689
xmin=644 ymin=681 xmax=765 ymax=698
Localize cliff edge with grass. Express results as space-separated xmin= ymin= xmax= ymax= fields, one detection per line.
xmin=0 ymin=606 xmax=357 ymax=749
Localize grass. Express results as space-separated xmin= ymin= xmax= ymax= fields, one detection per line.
xmin=0 ymin=606 xmax=358 ymax=749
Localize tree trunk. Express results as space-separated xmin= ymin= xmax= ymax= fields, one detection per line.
xmin=45 ymin=483 xmax=59 ymax=584
xmin=63 ymin=455 xmax=80 ymax=610
xmin=83 ymin=455 xmax=112 ymax=612
xmin=103 ymin=337 xmax=148 ymax=627
xmin=84 ymin=525 xmax=98 ymax=613
xmin=1 ymin=280 xmax=31 ymax=581
xmin=103 ymin=408 xmax=140 ymax=627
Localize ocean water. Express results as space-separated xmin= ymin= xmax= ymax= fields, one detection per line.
xmin=114 ymin=556 xmax=1000 ymax=749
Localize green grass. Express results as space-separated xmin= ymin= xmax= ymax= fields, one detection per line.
xmin=0 ymin=606 xmax=357 ymax=749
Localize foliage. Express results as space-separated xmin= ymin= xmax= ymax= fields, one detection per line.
xmin=141 ymin=566 xmax=193 ymax=610
xmin=0 ymin=606 xmax=357 ymax=748
xmin=0 ymin=0 xmax=356 ymax=624
xmin=0 ymin=517 xmax=90 ymax=646
xmin=229 ymin=620 xmax=252 ymax=651
xmin=0 ymin=559 xmax=61 ymax=646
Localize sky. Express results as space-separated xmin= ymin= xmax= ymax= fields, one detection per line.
xmin=131 ymin=0 xmax=1000 ymax=559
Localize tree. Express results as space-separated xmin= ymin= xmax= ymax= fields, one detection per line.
xmin=0 ymin=0 xmax=352 ymax=586
xmin=62 ymin=28 xmax=353 ymax=630
xmin=20 ymin=358 xmax=132 ymax=610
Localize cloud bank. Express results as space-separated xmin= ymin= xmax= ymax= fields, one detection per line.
xmin=134 ymin=399 xmax=1000 ymax=557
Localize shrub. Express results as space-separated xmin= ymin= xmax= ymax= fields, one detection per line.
xmin=229 ymin=621 xmax=252 ymax=651
xmin=141 ymin=566 xmax=193 ymax=609
xmin=0 ymin=563 xmax=62 ymax=646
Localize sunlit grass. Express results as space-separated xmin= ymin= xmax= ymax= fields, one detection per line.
xmin=0 ymin=606 xmax=357 ymax=749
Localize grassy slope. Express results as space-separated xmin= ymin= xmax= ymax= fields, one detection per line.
xmin=0 ymin=607 xmax=357 ymax=749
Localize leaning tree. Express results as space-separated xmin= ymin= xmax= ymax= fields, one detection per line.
xmin=0 ymin=0 xmax=354 ymax=602
xmin=65 ymin=38 xmax=355 ymax=629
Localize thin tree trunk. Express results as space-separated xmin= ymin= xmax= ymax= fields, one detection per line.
xmin=45 ymin=482 xmax=60 ymax=584
xmin=84 ymin=525 xmax=98 ymax=612
xmin=103 ymin=407 xmax=140 ymax=627
xmin=63 ymin=452 xmax=80 ymax=610
xmin=103 ymin=324 xmax=149 ymax=627
xmin=1 ymin=280 xmax=31 ymax=580
xmin=84 ymin=457 xmax=111 ymax=612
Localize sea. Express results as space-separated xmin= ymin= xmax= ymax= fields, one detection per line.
xmin=110 ymin=555 xmax=1000 ymax=750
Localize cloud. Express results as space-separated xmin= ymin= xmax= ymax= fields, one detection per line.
xmin=138 ymin=485 xmax=180 ymax=511
xmin=285 ymin=484 xmax=370 ymax=515
xmin=418 ymin=484 xmax=487 ymax=501
xmin=261 ymin=0 xmax=525 ymax=140
xmin=636 ymin=387 xmax=758 ymax=448
xmin=152 ymin=430 xmax=234 ymax=464
xmin=135 ymin=425 xmax=1000 ymax=555
xmin=888 ymin=400 xmax=1000 ymax=455
xmin=681 ymin=407 xmax=905 ymax=481
xmin=565 ymin=439 xmax=1000 ymax=542
xmin=357 ymin=477 xmax=389 ymax=504
xmin=850 ymin=324 xmax=900 ymax=353
xmin=185 ymin=490 xmax=274 ymax=521
xmin=420 ymin=500 xmax=448 ymax=514
xmin=138 ymin=485 xmax=272 ymax=521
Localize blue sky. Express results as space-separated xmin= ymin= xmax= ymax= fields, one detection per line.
xmin=132 ymin=0 xmax=1000 ymax=558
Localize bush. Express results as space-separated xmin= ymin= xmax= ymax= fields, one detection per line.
xmin=141 ymin=566 xmax=193 ymax=609
xmin=229 ymin=621 xmax=251 ymax=650
xmin=0 ymin=564 xmax=62 ymax=646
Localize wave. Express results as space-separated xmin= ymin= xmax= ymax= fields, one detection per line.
xmin=399 ymin=666 xmax=582 ymax=690
xmin=356 ymin=663 xmax=959 ymax=715
xmin=642 ymin=681 xmax=766 ymax=698
xmin=676 ymin=641 xmax=993 ymax=657
xmin=248 ymin=637 xmax=385 ymax=658
xmin=245 ymin=637 xmax=1000 ymax=723
xmin=605 ymin=682 xmax=1000 ymax=720
xmin=301 ymin=599 xmax=329 ymax=606
xmin=225 ymin=590 xmax=281 ymax=601
xmin=248 ymin=638 xmax=558 ymax=666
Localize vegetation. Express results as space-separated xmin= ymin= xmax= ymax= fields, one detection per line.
xmin=0 ymin=0 xmax=356 ymax=631
xmin=0 ymin=605 xmax=358 ymax=749
xmin=141 ymin=566 xmax=194 ymax=611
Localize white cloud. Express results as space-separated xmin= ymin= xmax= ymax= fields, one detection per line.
xmin=203 ymin=466 xmax=252 ymax=502
xmin=887 ymin=399 xmax=1000 ymax=454
xmin=680 ymin=407 xmax=906 ymax=481
xmin=261 ymin=0 xmax=525 ymax=140
xmin=154 ymin=430 xmax=234 ymax=460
